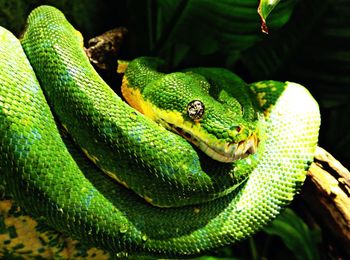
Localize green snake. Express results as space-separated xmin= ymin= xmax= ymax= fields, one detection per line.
xmin=0 ymin=5 xmax=320 ymax=258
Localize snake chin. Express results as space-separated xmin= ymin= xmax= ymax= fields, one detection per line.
xmin=168 ymin=123 xmax=259 ymax=163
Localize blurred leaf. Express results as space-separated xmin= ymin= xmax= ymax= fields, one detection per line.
xmin=283 ymin=2 xmax=350 ymax=97
xmin=127 ymin=0 xmax=298 ymax=68
xmin=263 ymin=208 xmax=321 ymax=260
xmin=258 ymin=0 xmax=281 ymax=33
xmin=281 ymin=0 xmax=350 ymax=168
xmin=0 ymin=0 xmax=36 ymax=34
xmin=194 ymin=256 xmax=241 ymax=260
xmin=258 ymin=0 xmax=281 ymax=19
xmin=241 ymin=0 xmax=329 ymax=80
xmin=0 ymin=0 xmax=124 ymax=38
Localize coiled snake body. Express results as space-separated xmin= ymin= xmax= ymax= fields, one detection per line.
xmin=0 ymin=5 xmax=320 ymax=258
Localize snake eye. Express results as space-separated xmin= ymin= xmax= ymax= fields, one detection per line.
xmin=187 ymin=100 xmax=205 ymax=120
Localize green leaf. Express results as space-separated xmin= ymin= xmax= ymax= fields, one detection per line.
xmin=194 ymin=257 xmax=241 ymax=260
xmin=241 ymin=0 xmax=329 ymax=80
xmin=263 ymin=208 xmax=321 ymax=260
xmin=127 ymin=0 xmax=297 ymax=68
xmin=258 ymin=0 xmax=281 ymax=33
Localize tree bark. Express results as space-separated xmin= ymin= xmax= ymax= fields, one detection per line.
xmin=302 ymin=146 xmax=350 ymax=256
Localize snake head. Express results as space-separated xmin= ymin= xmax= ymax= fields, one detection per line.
xmin=133 ymin=72 xmax=260 ymax=163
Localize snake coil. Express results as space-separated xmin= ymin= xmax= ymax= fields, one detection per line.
xmin=0 ymin=5 xmax=320 ymax=257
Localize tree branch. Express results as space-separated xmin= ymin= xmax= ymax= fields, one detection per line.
xmin=302 ymin=146 xmax=350 ymax=256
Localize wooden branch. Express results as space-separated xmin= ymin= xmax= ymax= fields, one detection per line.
xmin=85 ymin=27 xmax=127 ymax=70
xmin=302 ymin=146 xmax=350 ymax=256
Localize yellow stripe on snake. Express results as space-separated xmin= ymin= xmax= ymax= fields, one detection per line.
xmin=0 ymin=5 xmax=320 ymax=258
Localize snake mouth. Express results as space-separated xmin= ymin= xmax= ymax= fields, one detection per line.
xmin=199 ymin=133 xmax=259 ymax=163
xmin=168 ymin=123 xmax=259 ymax=163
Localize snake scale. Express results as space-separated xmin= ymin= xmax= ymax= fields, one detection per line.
xmin=0 ymin=5 xmax=320 ymax=258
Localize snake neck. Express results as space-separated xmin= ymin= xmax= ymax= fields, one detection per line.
xmin=123 ymin=56 xmax=165 ymax=92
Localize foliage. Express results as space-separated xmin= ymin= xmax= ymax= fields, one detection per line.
xmin=263 ymin=208 xmax=321 ymax=260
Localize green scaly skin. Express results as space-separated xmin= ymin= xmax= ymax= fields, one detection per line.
xmin=0 ymin=5 xmax=320 ymax=258
xmin=20 ymin=6 xmax=259 ymax=208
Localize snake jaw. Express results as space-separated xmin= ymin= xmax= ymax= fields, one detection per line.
xmin=203 ymin=133 xmax=259 ymax=163
xmin=169 ymin=122 xmax=259 ymax=163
